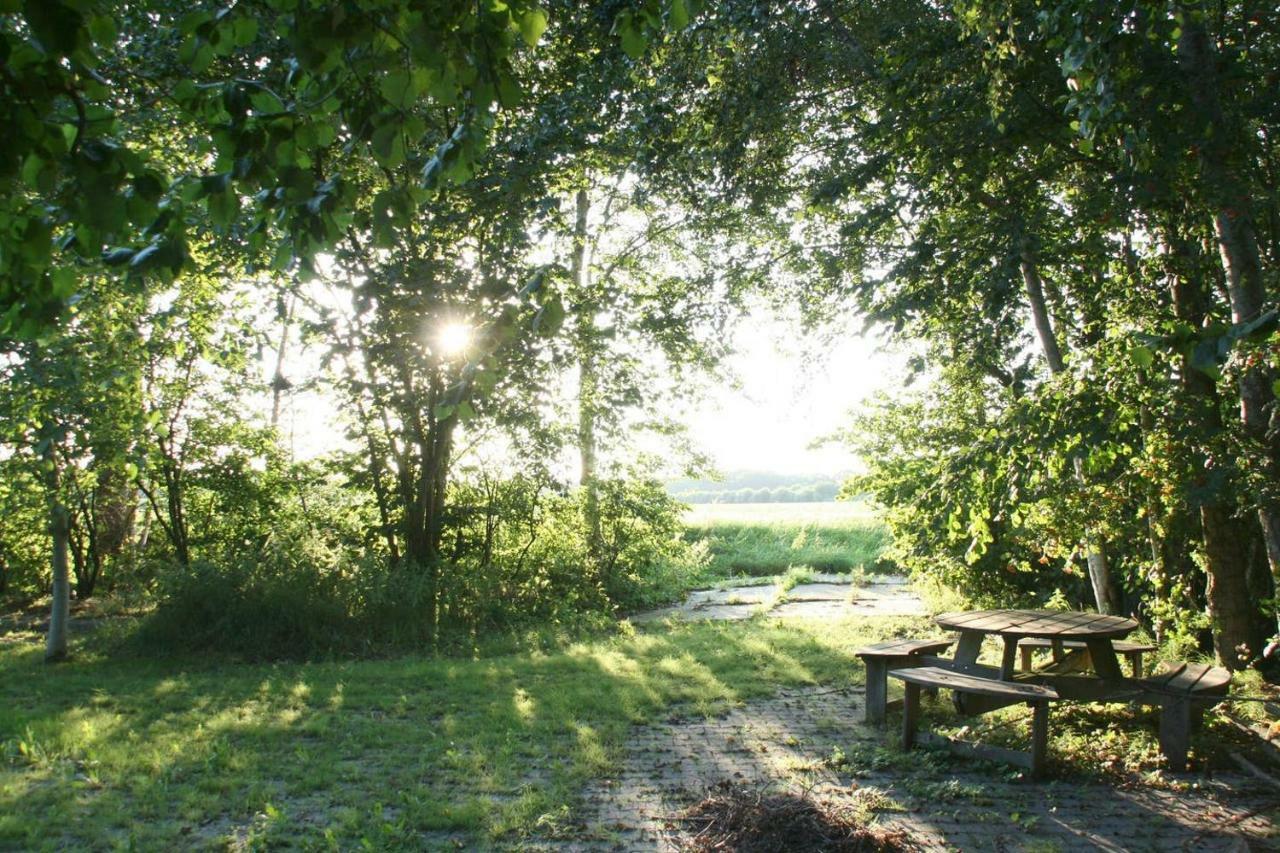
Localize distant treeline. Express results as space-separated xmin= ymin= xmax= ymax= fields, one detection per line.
xmin=667 ymin=471 xmax=847 ymax=504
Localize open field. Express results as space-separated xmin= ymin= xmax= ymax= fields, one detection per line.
xmin=684 ymin=499 xmax=879 ymax=525
xmin=684 ymin=501 xmax=891 ymax=580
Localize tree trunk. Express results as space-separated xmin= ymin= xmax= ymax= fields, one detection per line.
xmin=270 ymin=290 xmax=297 ymax=431
xmin=570 ymin=187 xmax=603 ymax=561
xmin=1166 ymin=223 xmax=1265 ymax=667
xmin=1176 ymin=10 xmax=1280 ymax=639
xmin=1020 ymin=247 xmax=1119 ymax=614
xmin=1138 ymin=402 xmax=1174 ymax=642
xmin=42 ymin=435 xmax=70 ymax=663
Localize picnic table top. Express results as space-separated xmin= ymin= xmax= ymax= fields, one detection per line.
xmin=935 ymin=609 xmax=1138 ymax=641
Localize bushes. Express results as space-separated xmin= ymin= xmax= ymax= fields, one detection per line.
xmin=132 ymin=474 xmax=706 ymax=660
xmin=133 ymin=557 xmax=356 ymax=659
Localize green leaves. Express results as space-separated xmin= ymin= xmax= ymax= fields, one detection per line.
xmin=669 ymin=0 xmax=689 ymax=30
xmin=518 ymin=8 xmax=548 ymax=47
xmin=371 ymin=121 xmax=406 ymax=169
xmin=379 ymin=69 xmax=432 ymax=108
xmin=22 ymin=0 xmax=83 ymax=56
xmin=614 ymin=11 xmax=648 ymax=60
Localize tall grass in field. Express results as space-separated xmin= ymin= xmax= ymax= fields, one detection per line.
xmin=683 ymin=500 xmax=891 ymax=580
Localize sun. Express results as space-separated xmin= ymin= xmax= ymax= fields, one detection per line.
xmin=435 ymin=321 xmax=472 ymax=357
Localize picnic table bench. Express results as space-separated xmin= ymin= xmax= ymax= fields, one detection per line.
xmin=859 ymin=609 xmax=1233 ymax=775
xmin=855 ymin=638 xmax=954 ymax=723
xmin=893 ymin=666 xmax=1059 ymax=778
xmin=1017 ymin=637 xmax=1156 ymax=677
xmin=1141 ymin=661 xmax=1233 ymax=770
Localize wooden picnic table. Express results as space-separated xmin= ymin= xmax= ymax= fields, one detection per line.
xmin=936 ymin=608 xmax=1139 ymax=682
xmin=873 ymin=608 xmax=1229 ymax=772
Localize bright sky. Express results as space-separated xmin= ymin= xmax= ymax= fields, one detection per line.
xmin=685 ymin=307 xmax=910 ymax=475
xmin=270 ymin=274 xmax=913 ymax=477
xmin=270 ymin=296 xmax=910 ymax=476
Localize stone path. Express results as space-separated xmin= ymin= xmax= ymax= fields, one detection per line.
xmin=632 ymin=573 xmax=927 ymax=623
xmin=573 ymin=686 xmax=1279 ymax=851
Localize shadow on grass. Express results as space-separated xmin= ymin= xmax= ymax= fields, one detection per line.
xmin=0 ymin=615 xmax=920 ymax=849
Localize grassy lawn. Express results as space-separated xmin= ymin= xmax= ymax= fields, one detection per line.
xmin=683 ymin=500 xmax=890 ymax=580
xmin=0 ymin=614 xmax=927 ymax=850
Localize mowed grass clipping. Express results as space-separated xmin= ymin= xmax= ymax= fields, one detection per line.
xmin=0 ymin=615 xmax=927 ymax=850
xmin=684 ymin=501 xmax=890 ymax=579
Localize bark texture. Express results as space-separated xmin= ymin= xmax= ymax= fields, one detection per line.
xmin=1166 ymin=226 xmax=1266 ymax=667
xmin=43 ymin=437 xmax=70 ymax=663
xmin=1177 ymin=9 xmax=1280 ymax=644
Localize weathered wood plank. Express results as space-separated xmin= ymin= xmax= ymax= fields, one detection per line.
xmin=953 ymin=631 xmax=985 ymax=665
xmin=1141 ymin=662 xmax=1231 ymax=695
xmin=1159 ymin=694 xmax=1192 ymax=772
xmin=1019 ymin=638 xmax=1155 ymax=654
xmin=999 ymin=637 xmax=1018 ymax=680
xmin=889 ymin=666 xmax=1059 ymax=700
xmin=935 ymin=609 xmax=1138 ymax=640
xmin=903 ymin=682 xmax=921 ymax=750
xmin=1085 ymin=638 xmax=1124 ymax=680
xmin=855 ymin=638 xmax=954 ymax=658
xmin=1031 ymin=702 xmax=1050 ymax=778
xmin=915 ymin=655 xmax=1003 ymax=679
xmin=864 ymin=658 xmax=887 ymax=724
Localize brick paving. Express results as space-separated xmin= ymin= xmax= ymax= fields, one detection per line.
xmin=571 ymin=686 xmax=1279 ymax=851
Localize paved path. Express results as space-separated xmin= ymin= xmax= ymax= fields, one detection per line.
xmin=632 ymin=574 xmax=927 ymax=623
xmin=573 ymin=686 xmax=1278 ymax=851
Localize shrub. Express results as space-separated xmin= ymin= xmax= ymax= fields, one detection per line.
xmin=132 ymin=556 xmax=354 ymax=660
xmin=131 ymin=474 xmax=707 ymax=660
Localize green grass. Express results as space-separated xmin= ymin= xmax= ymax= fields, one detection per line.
xmin=0 ymin=614 xmax=928 ymax=850
xmin=683 ymin=500 xmax=890 ymax=580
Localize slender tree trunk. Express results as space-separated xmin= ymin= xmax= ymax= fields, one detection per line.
xmin=270 ymin=291 xmax=297 ymax=431
xmin=42 ymin=435 xmax=70 ymax=663
xmin=1166 ymin=225 xmax=1265 ymax=667
xmin=161 ymin=454 xmax=190 ymax=566
xmin=1138 ymin=402 xmax=1173 ymax=641
xmin=423 ymin=415 xmax=456 ymax=563
xmin=355 ymin=397 xmax=401 ymax=562
xmin=1020 ymin=247 xmax=1119 ymax=614
xmin=1177 ymin=11 xmax=1280 ymax=639
xmin=570 ymin=188 xmax=603 ymax=561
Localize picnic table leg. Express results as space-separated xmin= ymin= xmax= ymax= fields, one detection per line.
xmin=954 ymin=631 xmax=983 ymax=665
xmin=1000 ymin=638 xmax=1019 ymax=680
xmin=902 ymin=682 xmax=921 ymax=750
xmin=1030 ymin=700 xmax=1049 ymax=779
xmin=1159 ymin=695 xmax=1191 ymax=772
xmin=951 ymin=632 xmax=984 ymax=715
xmin=1050 ymin=639 xmax=1065 ymax=663
xmin=1020 ymin=645 xmax=1034 ymax=673
xmin=1128 ymin=651 xmax=1144 ymax=678
xmin=1084 ymin=639 xmax=1123 ymax=680
xmin=864 ymin=659 xmax=888 ymax=725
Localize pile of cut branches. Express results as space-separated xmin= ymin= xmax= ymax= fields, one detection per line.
xmin=672 ymin=782 xmax=913 ymax=852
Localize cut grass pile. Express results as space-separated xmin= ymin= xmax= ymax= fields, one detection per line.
xmin=0 ymin=613 xmax=927 ymax=850
xmin=684 ymin=501 xmax=890 ymax=580
xmin=674 ymin=781 xmax=911 ymax=852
